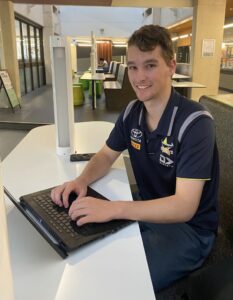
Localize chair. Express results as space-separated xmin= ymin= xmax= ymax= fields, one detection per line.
xmin=79 ymin=78 xmax=89 ymax=90
xmin=104 ymin=64 xmax=137 ymax=111
xmin=88 ymin=81 xmax=102 ymax=98
xmin=73 ymin=85 xmax=84 ymax=106
xmin=156 ymin=95 xmax=233 ymax=299
xmin=187 ymin=256 xmax=233 ymax=300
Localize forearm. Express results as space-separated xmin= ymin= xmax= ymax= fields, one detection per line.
xmin=76 ymin=147 xmax=118 ymax=186
xmin=114 ymin=195 xmax=196 ymax=223
xmin=113 ymin=178 xmax=203 ymax=224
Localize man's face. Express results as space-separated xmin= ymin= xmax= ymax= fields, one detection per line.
xmin=127 ymin=45 xmax=176 ymax=103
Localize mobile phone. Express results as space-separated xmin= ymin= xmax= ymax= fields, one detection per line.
xmin=70 ymin=153 xmax=95 ymax=162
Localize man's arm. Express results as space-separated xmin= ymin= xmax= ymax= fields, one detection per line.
xmin=51 ymin=144 xmax=121 ymax=208
xmin=78 ymin=144 xmax=121 ymax=186
xmin=69 ymin=178 xmax=205 ymax=225
xmin=115 ymin=178 xmax=204 ymax=223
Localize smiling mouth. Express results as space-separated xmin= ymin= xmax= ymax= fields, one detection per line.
xmin=136 ymin=85 xmax=151 ymax=90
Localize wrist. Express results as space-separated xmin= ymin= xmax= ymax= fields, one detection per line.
xmin=74 ymin=175 xmax=88 ymax=187
xmin=112 ymin=201 xmax=132 ymax=220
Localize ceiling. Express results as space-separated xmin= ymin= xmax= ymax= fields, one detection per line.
xmin=10 ymin=0 xmax=233 ymax=35
xmin=10 ymin=0 xmax=193 ymax=6
xmin=12 ymin=0 xmax=113 ymax=5
xmin=226 ymin=0 xmax=233 ymax=18
xmin=167 ymin=0 xmax=233 ymax=35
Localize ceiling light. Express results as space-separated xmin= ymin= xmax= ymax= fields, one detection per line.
xmin=179 ymin=34 xmax=189 ymax=39
xmin=224 ymin=23 xmax=233 ymax=29
xmin=77 ymin=43 xmax=91 ymax=47
xmin=113 ymin=44 xmax=127 ymax=47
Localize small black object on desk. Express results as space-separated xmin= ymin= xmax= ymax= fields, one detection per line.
xmin=70 ymin=153 xmax=95 ymax=162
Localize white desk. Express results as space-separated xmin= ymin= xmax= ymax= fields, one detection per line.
xmin=0 ymin=163 xmax=14 ymax=300
xmin=172 ymin=80 xmax=206 ymax=97
xmin=80 ymin=72 xmax=105 ymax=109
xmin=172 ymin=81 xmax=206 ymax=88
xmin=172 ymin=73 xmax=191 ymax=81
xmin=2 ymin=122 xmax=155 ymax=300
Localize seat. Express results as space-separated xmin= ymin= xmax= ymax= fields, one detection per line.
xmin=79 ymin=78 xmax=89 ymax=90
xmin=88 ymin=81 xmax=102 ymax=98
xmin=156 ymin=95 xmax=233 ymax=299
xmin=73 ymin=85 xmax=84 ymax=106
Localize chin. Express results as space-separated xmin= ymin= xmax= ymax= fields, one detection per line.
xmin=136 ymin=92 xmax=153 ymax=102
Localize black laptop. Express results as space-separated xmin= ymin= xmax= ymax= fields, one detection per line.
xmin=5 ymin=186 xmax=132 ymax=258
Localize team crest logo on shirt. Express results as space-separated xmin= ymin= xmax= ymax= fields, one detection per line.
xmin=159 ymin=137 xmax=174 ymax=167
xmin=130 ymin=128 xmax=143 ymax=150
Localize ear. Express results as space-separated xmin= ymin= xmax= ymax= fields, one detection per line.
xmin=169 ymin=59 xmax=176 ymax=75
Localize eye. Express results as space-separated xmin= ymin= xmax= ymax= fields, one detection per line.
xmin=146 ymin=64 xmax=156 ymax=69
xmin=128 ymin=65 xmax=137 ymax=71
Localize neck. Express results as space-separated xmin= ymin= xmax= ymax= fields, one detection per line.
xmin=145 ymin=87 xmax=172 ymax=132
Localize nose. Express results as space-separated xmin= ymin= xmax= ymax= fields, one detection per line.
xmin=135 ymin=68 xmax=147 ymax=82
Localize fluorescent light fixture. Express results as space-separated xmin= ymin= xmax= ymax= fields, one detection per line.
xmin=222 ymin=42 xmax=233 ymax=46
xmin=96 ymin=40 xmax=110 ymax=44
xmin=113 ymin=44 xmax=127 ymax=47
xmin=77 ymin=39 xmax=90 ymax=43
xmin=179 ymin=34 xmax=189 ymax=39
xmin=167 ymin=16 xmax=193 ymax=30
xmin=224 ymin=23 xmax=233 ymax=29
xmin=77 ymin=43 xmax=92 ymax=47
xmin=113 ymin=41 xmax=127 ymax=47
xmin=172 ymin=37 xmax=179 ymax=41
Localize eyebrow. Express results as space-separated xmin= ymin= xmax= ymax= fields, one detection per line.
xmin=127 ymin=59 xmax=158 ymax=65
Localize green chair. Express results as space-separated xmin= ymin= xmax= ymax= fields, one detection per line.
xmin=73 ymin=85 xmax=84 ymax=106
xmin=73 ymin=82 xmax=85 ymax=100
xmin=79 ymin=78 xmax=89 ymax=90
xmin=88 ymin=81 xmax=102 ymax=98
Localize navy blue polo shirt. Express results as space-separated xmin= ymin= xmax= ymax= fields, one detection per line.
xmin=106 ymin=89 xmax=219 ymax=234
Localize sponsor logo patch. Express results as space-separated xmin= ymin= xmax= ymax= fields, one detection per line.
xmin=159 ymin=137 xmax=174 ymax=167
xmin=130 ymin=128 xmax=143 ymax=150
xmin=131 ymin=140 xmax=141 ymax=150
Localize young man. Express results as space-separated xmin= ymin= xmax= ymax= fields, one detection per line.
xmin=98 ymin=57 xmax=108 ymax=71
xmin=51 ymin=25 xmax=219 ymax=292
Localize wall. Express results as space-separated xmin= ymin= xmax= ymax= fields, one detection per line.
xmin=14 ymin=4 xmax=44 ymax=26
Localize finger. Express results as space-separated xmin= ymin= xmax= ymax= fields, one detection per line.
xmin=77 ymin=189 xmax=87 ymax=200
xmin=50 ymin=186 xmax=65 ymax=206
xmin=62 ymin=190 xmax=70 ymax=208
xmin=76 ymin=215 xmax=93 ymax=226
xmin=69 ymin=204 xmax=88 ymax=220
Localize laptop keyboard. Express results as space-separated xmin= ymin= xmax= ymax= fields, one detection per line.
xmin=20 ymin=187 xmax=133 ymax=251
xmin=33 ymin=192 xmax=80 ymax=238
xmin=31 ymin=191 xmax=117 ymax=238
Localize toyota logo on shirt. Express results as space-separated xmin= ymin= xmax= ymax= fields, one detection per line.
xmin=131 ymin=128 xmax=143 ymax=143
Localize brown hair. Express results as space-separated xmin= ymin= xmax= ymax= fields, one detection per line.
xmin=128 ymin=25 xmax=174 ymax=65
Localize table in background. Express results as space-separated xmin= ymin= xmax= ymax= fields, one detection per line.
xmin=80 ymin=72 xmax=105 ymax=109
xmin=172 ymin=73 xmax=191 ymax=81
xmin=172 ymin=80 xmax=206 ymax=97
xmin=2 ymin=122 xmax=155 ymax=300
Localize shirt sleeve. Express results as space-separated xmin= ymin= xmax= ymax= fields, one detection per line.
xmin=106 ymin=111 xmax=128 ymax=152
xmin=176 ymin=116 xmax=216 ymax=179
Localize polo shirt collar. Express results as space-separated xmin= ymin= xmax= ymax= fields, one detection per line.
xmin=139 ymin=88 xmax=181 ymax=137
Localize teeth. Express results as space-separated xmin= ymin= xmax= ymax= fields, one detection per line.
xmin=137 ymin=85 xmax=149 ymax=89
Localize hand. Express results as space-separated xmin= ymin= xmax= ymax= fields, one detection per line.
xmin=50 ymin=178 xmax=87 ymax=208
xmin=68 ymin=197 xmax=117 ymax=226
